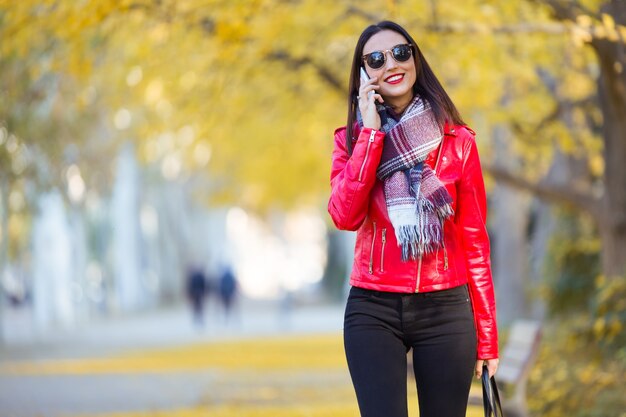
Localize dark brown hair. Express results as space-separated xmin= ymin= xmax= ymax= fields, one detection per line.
xmin=346 ymin=21 xmax=464 ymax=154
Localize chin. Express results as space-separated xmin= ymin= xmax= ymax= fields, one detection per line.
xmin=387 ymin=85 xmax=411 ymax=95
xmin=386 ymin=90 xmax=412 ymax=99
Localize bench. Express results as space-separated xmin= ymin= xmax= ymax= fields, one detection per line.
xmin=469 ymin=319 xmax=542 ymax=417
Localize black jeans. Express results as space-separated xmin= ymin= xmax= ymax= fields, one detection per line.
xmin=344 ymin=285 xmax=477 ymax=417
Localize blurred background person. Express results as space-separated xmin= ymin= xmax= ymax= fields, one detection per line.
xmin=218 ymin=263 xmax=238 ymax=325
xmin=185 ymin=265 xmax=208 ymax=328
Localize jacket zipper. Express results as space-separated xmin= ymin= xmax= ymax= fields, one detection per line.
xmin=435 ymin=138 xmax=449 ymax=270
xmin=380 ymin=228 xmax=386 ymax=272
xmin=358 ymin=130 xmax=377 ymax=182
xmin=415 ymin=255 xmax=423 ymax=293
xmin=434 ymin=138 xmax=444 ymax=173
xmin=369 ymin=221 xmax=377 ymax=274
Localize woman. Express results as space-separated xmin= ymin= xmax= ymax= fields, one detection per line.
xmin=328 ymin=21 xmax=499 ymax=417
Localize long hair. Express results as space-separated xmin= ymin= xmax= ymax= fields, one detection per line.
xmin=345 ymin=21 xmax=464 ymax=155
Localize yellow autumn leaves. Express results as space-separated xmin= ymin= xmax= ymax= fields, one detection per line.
xmin=1 ymin=0 xmax=622 ymax=210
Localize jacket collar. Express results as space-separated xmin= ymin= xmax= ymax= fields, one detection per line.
xmin=444 ymin=122 xmax=457 ymax=137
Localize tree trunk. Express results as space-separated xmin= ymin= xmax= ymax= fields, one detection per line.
xmin=490 ymin=124 xmax=532 ymax=325
xmin=0 ymin=180 xmax=8 ymax=343
xmin=597 ymin=99 xmax=626 ymax=279
xmin=598 ymin=107 xmax=626 ymax=280
xmin=111 ymin=143 xmax=144 ymax=312
xmin=527 ymin=199 xmax=553 ymax=320
xmin=322 ymin=229 xmax=351 ymax=300
xmin=32 ymin=191 xmax=75 ymax=330
xmin=593 ymin=3 xmax=626 ymax=279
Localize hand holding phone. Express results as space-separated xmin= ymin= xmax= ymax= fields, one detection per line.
xmin=360 ymin=67 xmax=374 ymax=100
xmin=358 ymin=67 xmax=381 ymax=130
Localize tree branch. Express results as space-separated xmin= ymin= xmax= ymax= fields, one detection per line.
xmin=530 ymin=0 xmax=598 ymax=22
xmin=511 ymin=66 xmax=597 ymax=137
xmin=424 ymin=20 xmax=626 ymax=44
xmin=344 ymin=5 xmax=381 ymax=23
xmin=484 ymin=163 xmax=602 ymax=218
xmin=510 ymin=94 xmax=597 ymax=139
xmin=425 ymin=21 xmax=568 ymax=35
xmin=265 ymin=51 xmax=344 ymax=92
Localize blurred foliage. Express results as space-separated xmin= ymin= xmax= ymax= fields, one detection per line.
xmin=0 ymin=0 xmax=612 ymax=213
xmin=543 ymin=207 xmax=625 ymax=350
xmin=587 ymin=276 xmax=626 ymax=352
xmin=528 ymin=314 xmax=626 ymax=417
xmin=544 ymin=209 xmax=601 ymax=315
xmin=535 ymin=207 xmax=626 ymax=416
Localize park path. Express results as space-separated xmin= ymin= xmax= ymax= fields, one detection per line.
xmin=0 ymin=299 xmax=351 ymax=417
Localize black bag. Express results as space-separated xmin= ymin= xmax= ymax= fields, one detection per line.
xmin=482 ymin=364 xmax=504 ymax=417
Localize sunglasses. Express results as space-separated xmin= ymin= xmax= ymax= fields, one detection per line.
xmin=362 ymin=44 xmax=414 ymax=70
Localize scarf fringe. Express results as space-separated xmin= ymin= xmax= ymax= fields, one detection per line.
xmin=397 ymin=223 xmax=446 ymax=261
xmin=397 ymin=192 xmax=453 ymax=261
xmin=425 ymin=186 xmax=454 ymax=219
xmin=437 ymin=204 xmax=454 ymax=219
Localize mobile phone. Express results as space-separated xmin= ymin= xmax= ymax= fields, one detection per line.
xmin=360 ymin=67 xmax=374 ymax=99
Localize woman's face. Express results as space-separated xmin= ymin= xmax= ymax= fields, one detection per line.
xmin=362 ymin=30 xmax=417 ymax=110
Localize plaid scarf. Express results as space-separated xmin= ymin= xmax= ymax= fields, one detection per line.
xmin=357 ymin=96 xmax=454 ymax=261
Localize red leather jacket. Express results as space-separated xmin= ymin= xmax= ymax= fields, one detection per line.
xmin=328 ymin=123 xmax=498 ymax=360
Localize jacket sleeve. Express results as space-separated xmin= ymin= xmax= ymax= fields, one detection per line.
xmin=456 ymin=129 xmax=499 ymax=360
xmin=328 ymin=126 xmax=385 ymax=231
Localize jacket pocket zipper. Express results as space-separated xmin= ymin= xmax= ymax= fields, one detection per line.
xmin=358 ymin=130 xmax=377 ymax=182
xmin=369 ymin=221 xmax=377 ymax=274
xmin=380 ymin=228 xmax=386 ymax=272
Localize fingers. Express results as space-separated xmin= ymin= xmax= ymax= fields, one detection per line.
xmin=487 ymin=358 xmax=499 ymax=378
xmin=358 ymin=93 xmax=383 ymax=107
xmin=474 ymin=360 xmax=483 ymax=379
xmin=359 ymin=75 xmax=377 ymax=89
xmin=357 ymin=76 xmax=382 ymax=129
xmin=475 ymin=359 xmax=499 ymax=379
xmin=359 ymin=76 xmax=378 ymax=100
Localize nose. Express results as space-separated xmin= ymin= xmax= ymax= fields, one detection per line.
xmin=384 ymin=50 xmax=398 ymax=70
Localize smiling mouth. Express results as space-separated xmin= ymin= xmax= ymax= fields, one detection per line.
xmin=385 ymin=74 xmax=404 ymax=84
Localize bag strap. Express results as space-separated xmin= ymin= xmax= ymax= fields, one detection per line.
xmin=482 ymin=364 xmax=504 ymax=417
